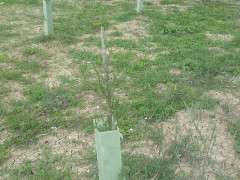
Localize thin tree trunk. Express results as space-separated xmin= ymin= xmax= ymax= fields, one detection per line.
xmin=101 ymin=27 xmax=112 ymax=131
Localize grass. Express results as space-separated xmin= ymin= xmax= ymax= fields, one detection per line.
xmin=86 ymin=152 xmax=176 ymax=180
xmin=10 ymin=147 xmax=74 ymax=180
xmin=120 ymin=153 xmax=176 ymax=180
xmin=22 ymin=47 xmax=50 ymax=60
xmin=0 ymin=0 xmax=240 ymax=179
xmin=228 ymin=118 xmax=240 ymax=154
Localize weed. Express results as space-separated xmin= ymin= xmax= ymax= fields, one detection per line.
xmin=120 ymin=153 xmax=176 ymax=180
xmin=0 ymin=54 xmax=13 ymax=63
xmin=22 ymin=47 xmax=50 ymax=60
xmin=166 ymin=110 xmax=217 ymax=179
xmin=0 ymin=69 xmax=32 ymax=84
xmin=198 ymin=95 xmax=219 ymax=110
xmin=0 ymin=143 xmax=11 ymax=165
xmin=222 ymin=102 xmax=231 ymax=114
xmin=86 ymin=152 xmax=176 ymax=180
xmin=228 ymin=118 xmax=240 ymax=154
xmin=107 ymin=39 xmax=138 ymax=49
xmin=109 ymin=31 xmax=123 ymax=37
xmin=147 ymin=126 xmax=164 ymax=146
xmin=161 ymin=0 xmax=185 ymax=5
xmin=15 ymin=59 xmax=43 ymax=73
xmin=5 ymin=112 xmax=40 ymax=144
xmin=118 ymin=118 xmax=141 ymax=141
xmin=24 ymin=83 xmax=78 ymax=112
xmin=11 ymin=148 xmax=73 ymax=180
xmin=30 ymin=35 xmax=56 ymax=44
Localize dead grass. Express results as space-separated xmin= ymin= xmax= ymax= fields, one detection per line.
xmin=122 ymin=139 xmax=159 ymax=158
xmin=148 ymin=88 xmax=240 ymax=178
xmin=1 ymin=82 xmax=25 ymax=109
xmin=32 ymin=42 xmax=77 ymax=87
xmin=155 ymin=83 xmax=168 ymax=94
xmin=208 ymin=47 xmax=226 ymax=56
xmin=106 ymin=19 xmax=150 ymax=41
xmin=206 ymin=31 xmax=234 ymax=41
xmin=207 ymin=90 xmax=239 ymax=105
xmin=169 ymin=68 xmax=182 ymax=75
xmin=0 ymin=130 xmax=10 ymax=145
xmin=71 ymin=90 xmax=105 ymax=118
xmin=0 ymin=5 xmax=42 ymax=38
xmin=158 ymin=108 xmax=239 ymax=178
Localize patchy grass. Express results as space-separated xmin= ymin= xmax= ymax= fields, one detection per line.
xmin=86 ymin=152 xmax=176 ymax=180
xmin=228 ymin=118 xmax=240 ymax=154
xmin=0 ymin=0 xmax=240 ymax=179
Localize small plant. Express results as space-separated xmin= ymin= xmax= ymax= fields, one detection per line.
xmin=222 ymin=102 xmax=231 ymax=114
xmin=198 ymin=95 xmax=219 ymax=110
xmin=93 ymin=27 xmax=117 ymax=131
xmin=92 ymin=27 xmax=123 ymax=180
xmin=101 ymin=27 xmax=113 ymax=130
xmin=11 ymin=148 xmax=73 ymax=179
xmin=0 ymin=143 xmax=11 ymax=165
xmin=228 ymin=118 xmax=240 ymax=154
xmin=166 ymin=111 xmax=217 ymax=179
xmin=0 ymin=54 xmax=12 ymax=62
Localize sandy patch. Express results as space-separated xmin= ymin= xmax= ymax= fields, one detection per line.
xmin=0 ymin=5 xmax=42 ymax=38
xmin=169 ymin=68 xmax=182 ymax=75
xmin=44 ymin=64 xmax=73 ymax=87
xmin=155 ymin=83 xmax=168 ymax=94
xmin=155 ymin=108 xmax=240 ymax=179
xmin=71 ymin=90 xmax=105 ymax=118
xmin=106 ymin=19 xmax=150 ymax=41
xmin=208 ymin=47 xmax=226 ymax=56
xmin=71 ymin=42 xmax=102 ymax=55
xmin=33 ymin=42 xmax=77 ymax=87
xmin=230 ymin=76 xmax=240 ymax=87
xmin=0 ymin=130 xmax=10 ymax=145
xmin=122 ymin=139 xmax=159 ymax=158
xmin=160 ymin=50 xmax=170 ymax=55
xmin=206 ymin=90 xmax=239 ymax=105
xmin=206 ymin=31 xmax=234 ymax=41
xmin=1 ymin=82 xmax=26 ymax=108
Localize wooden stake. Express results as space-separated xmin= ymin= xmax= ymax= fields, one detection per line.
xmin=136 ymin=0 xmax=143 ymax=14
xmin=43 ymin=0 xmax=53 ymax=35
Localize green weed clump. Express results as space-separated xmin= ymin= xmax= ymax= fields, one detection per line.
xmin=24 ymin=83 xmax=78 ymax=111
xmin=228 ymin=118 xmax=240 ymax=154
xmin=120 ymin=153 xmax=176 ymax=180
xmin=118 ymin=118 xmax=141 ymax=141
xmin=0 ymin=69 xmax=31 ymax=84
xmin=5 ymin=112 xmax=39 ymax=144
xmin=130 ymin=84 xmax=200 ymax=121
xmin=0 ymin=143 xmax=11 ymax=165
xmin=1 ymin=83 xmax=81 ymax=146
xmin=86 ymin=152 xmax=176 ymax=180
xmin=0 ymin=54 xmax=12 ymax=63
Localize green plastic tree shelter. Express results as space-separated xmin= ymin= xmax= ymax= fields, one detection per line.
xmin=93 ymin=118 xmax=123 ymax=180
xmin=136 ymin=0 xmax=143 ymax=13
xmin=43 ymin=0 xmax=53 ymax=35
